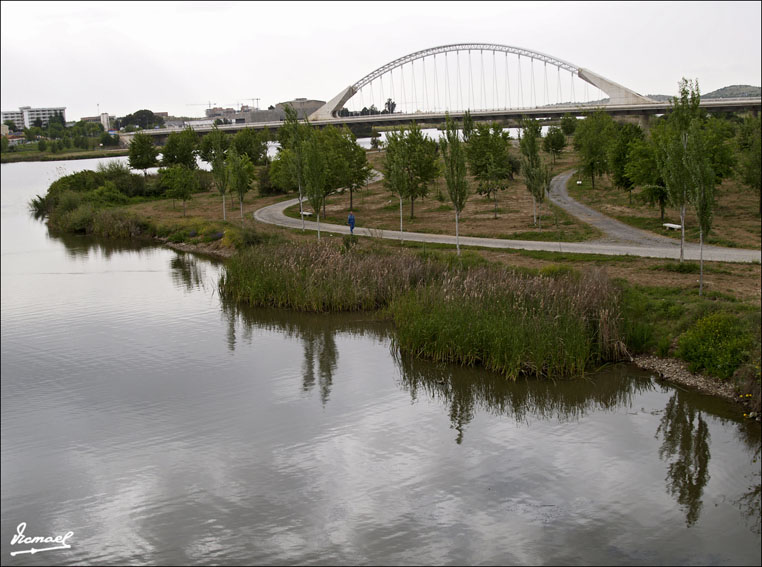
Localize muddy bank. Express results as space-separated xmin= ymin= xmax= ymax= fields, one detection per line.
xmin=634 ymin=354 xmax=759 ymax=418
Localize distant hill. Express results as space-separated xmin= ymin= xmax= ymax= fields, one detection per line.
xmin=703 ymin=85 xmax=761 ymax=99
xmin=646 ymin=84 xmax=760 ymax=102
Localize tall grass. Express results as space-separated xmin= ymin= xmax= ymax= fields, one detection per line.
xmin=391 ymin=267 xmax=625 ymax=379
xmin=219 ymin=242 xmax=627 ymax=378
xmin=219 ymin=243 xmax=446 ymax=312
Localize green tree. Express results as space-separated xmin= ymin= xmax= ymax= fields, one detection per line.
xmin=1 ymin=136 xmax=8 ymax=152
xmin=320 ymin=125 xmax=372 ymax=211
xmin=279 ymin=104 xmax=312 ymax=229
xmin=462 ymin=110 xmax=474 ymax=143
xmin=161 ymin=165 xmax=197 ymax=217
xmin=560 ymin=113 xmax=577 ymax=136
xmin=37 ymin=139 xmax=47 ymax=152
xmin=3 ymin=120 xmax=17 ymax=132
xmin=684 ymin=119 xmax=716 ymax=295
xmin=468 ymin=122 xmax=516 ymax=219
xmin=383 ymin=129 xmax=409 ymax=242
xmin=608 ymin=122 xmax=644 ymax=203
xmin=653 ymin=78 xmax=704 ymax=263
xmin=440 ymin=113 xmax=469 ymax=255
xmin=232 ymin=127 xmax=269 ymax=165
xmin=384 ymin=98 xmax=397 ymax=114
xmin=520 ymin=118 xmax=550 ymax=227
xmin=198 ymin=126 xmax=230 ymax=165
xmin=574 ymin=110 xmax=614 ymax=189
xmin=227 ymin=148 xmax=256 ymax=226
xmin=303 ymin=133 xmax=327 ymax=240
xmin=269 ymin=149 xmax=299 ymax=193
xmin=542 ymin=125 xmax=566 ymax=164
xmin=128 ymin=133 xmax=159 ymax=176
xmin=626 ymin=138 xmax=669 ymax=220
xmin=118 ymin=109 xmax=165 ymax=130
xmin=736 ymin=114 xmax=761 ymax=215
xmin=162 ymin=127 xmax=198 ymax=169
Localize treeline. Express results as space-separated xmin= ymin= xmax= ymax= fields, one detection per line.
xmin=571 ymin=78 xmax=761 ymax=293
xmin=2 ymin=113 xmax=118 ymax=153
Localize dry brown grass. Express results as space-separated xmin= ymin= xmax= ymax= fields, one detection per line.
xmin=300 ymin=149 xmax=601 ymax=242
xmin=568 ymin=170 xmax=762 ymax=249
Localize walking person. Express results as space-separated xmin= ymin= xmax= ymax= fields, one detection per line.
xmin=347 ymin=212 xmax=355 ymax=235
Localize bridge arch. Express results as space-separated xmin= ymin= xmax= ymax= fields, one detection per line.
xmin=310 ymin=43 xmax=653 ymax=121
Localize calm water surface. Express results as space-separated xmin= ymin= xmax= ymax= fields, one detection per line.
xmin=1 ymin=159 xmax=760 ymax=565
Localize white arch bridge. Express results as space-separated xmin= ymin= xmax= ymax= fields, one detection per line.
xmin=309 ymin=42 xmax=656 ymax=121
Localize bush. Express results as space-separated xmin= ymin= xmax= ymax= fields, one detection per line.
xmin=677 ymin=312 xmax=754 ymax=379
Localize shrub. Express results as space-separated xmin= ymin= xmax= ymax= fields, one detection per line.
xmin=677 ymin=312 xmax=754 ymax=379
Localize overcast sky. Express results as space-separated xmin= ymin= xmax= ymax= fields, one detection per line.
xmin=2 ymin=0 xmax=760 ymax=122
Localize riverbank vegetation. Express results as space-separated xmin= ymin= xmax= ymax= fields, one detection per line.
xmin=26 ymin=96 xmax=761 ymax=409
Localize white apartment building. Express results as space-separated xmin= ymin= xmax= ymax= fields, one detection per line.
xmin=1 ymin=106 xmax=67 ymax=129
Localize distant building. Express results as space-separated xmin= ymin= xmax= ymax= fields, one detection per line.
xmin=1 ymin=106 xmax=66 ymax=129
xmin=80 ymin=114 xmax=115 ymax=131
xmin=275 ymin=98 xmax=325 ymax=119
xmin=1 ymin=124 xmax=8 ymax=136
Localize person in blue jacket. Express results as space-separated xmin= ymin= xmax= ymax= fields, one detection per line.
xmin=347 ymin=212 xmax=355 ymax=235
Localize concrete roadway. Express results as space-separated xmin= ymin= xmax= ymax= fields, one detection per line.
xmin=253 ymin=171 xmax=762 ymax=264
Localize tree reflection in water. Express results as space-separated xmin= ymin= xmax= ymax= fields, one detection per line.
xmin=170 ymin=253 xmax=206 ymax=292
xmin=732 ymin=424 xmax=761 ymax=534
xmin=218 ymin=298 xmax=393 ymax=405
xmin=656 ymin=391 xmax=711 ymax=527
xmin=395 ymin=351 xmax=654 ymax=444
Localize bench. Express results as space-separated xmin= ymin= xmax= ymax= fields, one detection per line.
xmin=300 ymin=211 xmax=313 ymax=217
xmin=663 ymin=223 xmax=682 ymax=230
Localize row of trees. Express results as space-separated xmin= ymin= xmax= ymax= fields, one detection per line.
xmin=382 ymin=111 xmax=556 ymax=255
xmin=127 ymin=126 xmax=270 ymax=222
xmin=572 ymin=78 xmax=761 ymax=294
xmin=271 ymin=106 xmax=373 ymax=239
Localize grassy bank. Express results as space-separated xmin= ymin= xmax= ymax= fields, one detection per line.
xmin=219 ymin=241 xmax=627 ymax=379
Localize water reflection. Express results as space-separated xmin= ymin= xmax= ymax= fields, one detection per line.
xmin=396 ymin=352 xmax=655 ymax=443
xmin=656 ymin=391 xmax=711 ymax=527
xmin=219 ymin=297 xmax=393 ymax=404
xmin=169 ymin=253 xmax=206 ymax=292
xmin=49 ymin=228 xmax=151 ymax=260
xmin=733 ymin=424 xmax=761 ymax=534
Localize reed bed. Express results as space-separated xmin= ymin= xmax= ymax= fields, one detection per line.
xmin=391 ymin=267 xmax=626 ymax=379
xmin=219 ymin=242 xmax=627 ymax=378
xmin=219 ymin=243 xmax=447 ymax=312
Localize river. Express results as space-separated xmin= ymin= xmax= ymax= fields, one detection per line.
xmin=1 ymin=158 xmax=760 ymax=565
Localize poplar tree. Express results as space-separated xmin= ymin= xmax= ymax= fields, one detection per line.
xmin=441 ymin=113 xmax=469 ymax=255
xmin=684 ymin=119 xmax=715 ymax=295
xmin=227 ymin=148 xmax=256 ymax=227
xmin=303 ymin=134 xmax=327 ymax=241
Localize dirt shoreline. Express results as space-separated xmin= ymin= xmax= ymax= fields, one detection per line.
xmin=633 ymin=354 xmax=759 ymax=417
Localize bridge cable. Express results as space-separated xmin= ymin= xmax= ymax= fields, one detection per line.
xmin=505 ymin=52 xmax=511 ymax=110
xmin=518 ymin=54 xmax=524 ymax=108
xmin=455 ymin=51 xmax=465 ymax=110
xmin=493 ymin=51 xmax=498 ymax=111
xmin=401 ymin=63 xmax=407 ymax=113
xmin=480 ymin=50 xmax=487 ymax=111
xmin=468 ymin=49 xmax=476 ymax=110
xmin=380 ymin=74 xmax=385 ymax=114
xmin=410 ymin=59 xmax=420 ymax=110
xmin=422 ymin=57 xmax=430 ymax=112
xmin=530 ymin=57 xmax=536 ymax=108
xmin=390 ymin=67 xmax=396 ymax=115
xmin=445 ymin=51 xmax=452 ymax=110
xmin=433 ymin=54 xmax=440 ymax=112
xmin=557 ymin=66 xmax=562 ymax=104
xmin=370 ymin=80 xmax=375 ymax=114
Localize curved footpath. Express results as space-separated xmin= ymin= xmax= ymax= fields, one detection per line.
xmin=254 ymin=171 xmax=761 ymax=264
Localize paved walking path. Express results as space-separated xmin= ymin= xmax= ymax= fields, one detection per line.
xmin=254 ymin=171 xmax=761 ymax=264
